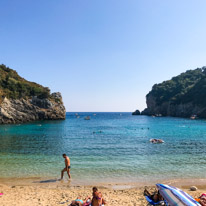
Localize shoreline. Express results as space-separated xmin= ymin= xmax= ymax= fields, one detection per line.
xmin=1 ymin=177 xmax=206 ymax=206
xmin=1 ymin=176 xmax=206 ymax=189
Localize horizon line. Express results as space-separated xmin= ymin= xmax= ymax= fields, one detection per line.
xmin=66 ymin=111 xmax=134 ymax=113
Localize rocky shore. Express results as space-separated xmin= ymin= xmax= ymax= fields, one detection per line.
xmin=0 ymin=92 xmax=66 ymax=124
xmin=0 ymin=65 xmax=66 ymax=124
xmin=132 ymin=110 xmax=140 ymax=115
xmin=134 ymin=67 xmax=206 ymax=118
xmin=141 ymin=95 xmax=206 ymax=118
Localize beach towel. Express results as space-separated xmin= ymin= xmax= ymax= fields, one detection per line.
xmin=83 ymin=201 xmax=91 ymax=206
xmin=145 ymin=195 xmax=165 ymax=205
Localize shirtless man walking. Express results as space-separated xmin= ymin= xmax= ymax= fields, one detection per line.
xmin=61 ymin=153 xmax=71 ymax=179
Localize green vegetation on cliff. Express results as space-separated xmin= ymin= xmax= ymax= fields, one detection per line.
xmin=147 ymin=67 xmax=206 ymax=106
xmin=0 ymin=64 xmax=51 ymax=102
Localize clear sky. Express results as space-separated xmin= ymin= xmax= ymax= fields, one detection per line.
xmin=1 ymin=0 xmax=206 ymax=112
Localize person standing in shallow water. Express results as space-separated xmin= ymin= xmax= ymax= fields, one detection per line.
xmin=61 ymin=154 xmax=71 ymax=179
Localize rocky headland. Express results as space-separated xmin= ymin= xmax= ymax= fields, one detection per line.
xmin=139 ymin=67 xmax=206 ymax=118
xmin=0 ymin=64 xmax=66 ymax=124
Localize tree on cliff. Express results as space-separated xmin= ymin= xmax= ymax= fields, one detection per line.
xmin=0 ymin=64 xmax=51 ymax=101
xmin=147 ymin=67 xmax=206 ymax=106
xmin=143 ymin=66 xmax=206 ymax=117
xmin=0 ymin=64 xmax=66 ymax=124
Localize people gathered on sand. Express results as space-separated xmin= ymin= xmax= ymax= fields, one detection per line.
xmin=61 ymin=153 xmax=71 ymax=180
xmin=69 ymin=187 xmax=106 ymax=206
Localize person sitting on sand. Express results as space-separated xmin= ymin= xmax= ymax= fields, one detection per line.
xmin=144 ymin=188 xmax=163 ymax=203
xmin=91 ymin=187 xmax=106 ymax=206
xmin=97 ymin=192 xmax=104 ymax=206
xmin=196 ymin=193 xmax=206 ymax=206
xmin=153 ymin=190 xmax=164 ymax=203
xmin=61 ymin=153 xmax=71 ymax=180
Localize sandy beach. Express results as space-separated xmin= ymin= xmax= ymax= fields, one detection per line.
xmin=1 ymin=178 xmax=206 ymax=206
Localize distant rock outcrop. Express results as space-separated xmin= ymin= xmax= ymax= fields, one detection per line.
xmin=140 ymin=108 xmax=149 ymax=115
xmin=0 ymin=64 xmax=66 ymax=124
xmin=132 ymin=110 xmax=140 ymax=115
xmin=140 ymin=67 xmax=206 ymax=118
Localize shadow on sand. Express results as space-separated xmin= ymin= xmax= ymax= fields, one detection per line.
xmin=33 ymin=179 xmax=60 ymax=183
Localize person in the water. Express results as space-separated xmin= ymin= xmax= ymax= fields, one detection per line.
xmin=61 ymin=153 xmax=71 ymax=179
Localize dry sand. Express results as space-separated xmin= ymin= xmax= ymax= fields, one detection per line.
xmin=0 ymin=178 xmax=206 ymax=206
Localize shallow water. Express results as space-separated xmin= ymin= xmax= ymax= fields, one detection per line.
xmin=0 ymin=112 xmax=206 ymax=184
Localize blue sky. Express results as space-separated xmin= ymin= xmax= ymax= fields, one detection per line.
xmin=1 ymin=0 xmax=206 ymax=112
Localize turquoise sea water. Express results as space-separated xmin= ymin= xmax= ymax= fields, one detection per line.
xmin=0 ymin=112 xmax=206 ymax=184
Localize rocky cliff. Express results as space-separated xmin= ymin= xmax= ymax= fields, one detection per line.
xmin=141 ymin=67 xmax=206 ymax=118
xmin=0 ymin=65 xmax=66 ymax=124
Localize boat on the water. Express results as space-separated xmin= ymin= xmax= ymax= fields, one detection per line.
xmin=84 ymin=116 xmax=90 ymax=120
xmin=150 ymin=139 xmax=164 ymax=144
xmin=190 ymin=115 xmax=197 ymax=120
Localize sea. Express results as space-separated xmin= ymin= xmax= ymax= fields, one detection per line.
xmin=0 ymin=112 xmax=206 ymax=185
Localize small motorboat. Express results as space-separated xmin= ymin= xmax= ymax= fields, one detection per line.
xmin=190 ymin=115 xmax=197 ymax=120
xmin=84 ymin=116 xmax=90 ymax=120
xmin=150 ymin=139 xmax=164 ymax=144
xmin=155 ymin=114 xmax=162 ymax=117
